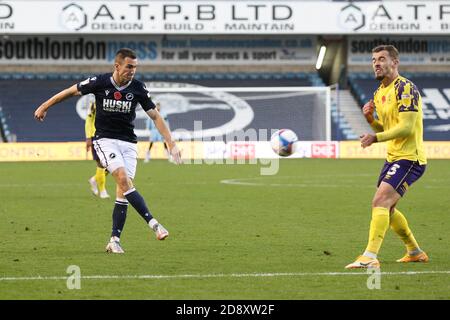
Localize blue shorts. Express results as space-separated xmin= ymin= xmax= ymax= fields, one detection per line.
xmin=377 ymin=160 xmax=426 ymax=197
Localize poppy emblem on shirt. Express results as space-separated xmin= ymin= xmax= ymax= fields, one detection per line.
xmin=114 ymin=92 xmax=122 ymax=100
xmin=381 ymin=96 xmax=386 ymax=104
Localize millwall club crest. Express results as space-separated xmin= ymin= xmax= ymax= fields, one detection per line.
xmin=143 ymin=82 xmax=254 ymax=140
xmin=126 ymin=93 xmax=134 ymax=101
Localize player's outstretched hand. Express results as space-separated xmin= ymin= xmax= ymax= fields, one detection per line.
xmin=360 ymin=133 xmax=377 ymax=148
xmin=34 ymin=105 xmax=48 ymax=122
xmin=362 ymin=99 xmax=374 ymax=123
xmin=170 ymin=144 xmax=183 ymax=165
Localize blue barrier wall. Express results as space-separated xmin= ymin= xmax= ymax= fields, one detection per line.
xmin=0 ymin=73 xmax=322 ymax=142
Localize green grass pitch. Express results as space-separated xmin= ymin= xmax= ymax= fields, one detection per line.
xmin=0 ymin=159 xmax=449 ymax=299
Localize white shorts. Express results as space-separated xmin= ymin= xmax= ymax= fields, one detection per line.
xmin=93 ymin=138 xmax=138 ymax=179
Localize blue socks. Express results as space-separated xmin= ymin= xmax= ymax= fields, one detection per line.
xmin=123 ymin=188 xmax=154 ymax=223
xmin=112 ymin=199 xmax=128 ymax=238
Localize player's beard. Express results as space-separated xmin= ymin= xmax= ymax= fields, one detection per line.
xmin=375 ymin=69 xmax=385 ymax=81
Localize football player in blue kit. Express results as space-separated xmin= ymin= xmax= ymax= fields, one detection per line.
xmin=34 ymin=48 xmax=182 ymax=253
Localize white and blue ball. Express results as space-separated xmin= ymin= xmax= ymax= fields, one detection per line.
xmin=270 ymin=129 xmax=298 ymax=157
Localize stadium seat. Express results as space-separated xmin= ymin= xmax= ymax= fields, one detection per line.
xmin=0 ymin=71 xmax=325 ymax=86
xmin=225 ymin=74 xmax=237 ymax=80
xmin=0 ymin=74 xmax=12 ymax=80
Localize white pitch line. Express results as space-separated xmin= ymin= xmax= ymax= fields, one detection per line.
xmin=1 ymin=271 xmax=449 ymax=282
xmin=220 ymin=177 xmax=449 ymax=189
xmin=220 ymin=178 xmax=375 ymax=188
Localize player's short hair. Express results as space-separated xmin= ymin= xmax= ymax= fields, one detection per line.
xmin=372 ymin=45 xmax=399 ymax=61
xmin=115 ymin=48 xmax=137 ymax=62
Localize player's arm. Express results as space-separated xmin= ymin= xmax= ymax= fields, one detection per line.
xmin=34 ymin=84 xmax=80 ymax=122
xmin=146 ymin=108 xmax=182 ymax=164
xmin=375 ymin=111 xmax=417 ymax=142
xmin=360 ymin=112 xmax=416 ymax=148
xmin=362 ymin=99 xmax=383 ymax=132
xmin=369 ymin=119 xmax=384 ymax=133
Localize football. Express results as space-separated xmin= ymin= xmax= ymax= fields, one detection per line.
xmin=270 ymin=129 xmax=298 ymax=157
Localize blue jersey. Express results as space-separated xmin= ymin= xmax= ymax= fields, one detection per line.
xmin=77 ymin=73 xmax=156 ymax=143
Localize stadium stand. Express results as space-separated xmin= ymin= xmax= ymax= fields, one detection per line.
xmin=0 ymin=72 xmax=324 ymax=86
xmin=0 ymin=104 xmax=12 ymax=142
xmin=330 ymin=89 xmax=361 ymax=140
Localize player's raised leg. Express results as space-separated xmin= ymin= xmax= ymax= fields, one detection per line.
xmin=98 ymin=138 xmax=169 ymax=246
xmin=389 ymin=162 xmax=428 ymax=263
xmin=390 ymin=208 xmax=429 ymax=262
xmin=113 ymin=168 xmax=169 ymax=240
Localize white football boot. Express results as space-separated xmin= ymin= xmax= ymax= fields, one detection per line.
xmin=99 ymin=190 xmax=110 ymax=199
xmin=88 ymin=177 xmax=98 ymax=196
xmin=153 ymin=223 xmax=169 ymax=240
xmin=105 ymin=237 xmax=125 ymax=254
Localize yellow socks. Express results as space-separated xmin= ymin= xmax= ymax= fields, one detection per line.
xmin=390 ymin=208 xmax=421 ymax=254
xmin=364 ymin=207 xmax=390 ymax=257
xmin=95 ymin=167 xmax=106 ymax=192
xmin=363 ymin=207 xmax=422 ymax=258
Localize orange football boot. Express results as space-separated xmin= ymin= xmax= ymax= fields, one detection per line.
xmin=396 ymin=251 xmax=429 ymax=263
